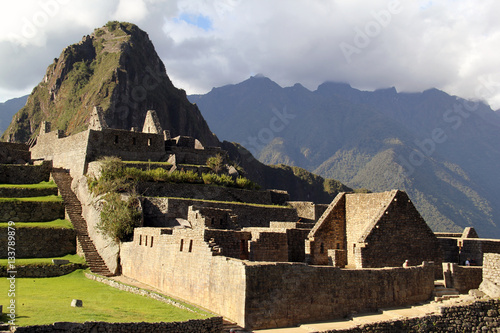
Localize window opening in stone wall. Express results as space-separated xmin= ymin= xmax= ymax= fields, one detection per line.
xmin=139 ymin=235 xmax=142 ymax=245
xmin=180 ymin=239 xmax=184 ymax=251
xmin=132 ymin=137 xmax=136 ymax=145
xmin=337 ymin=243 xmax=340 ymax=249
xmin=320 ymin=242 xmax=325 ymax=254
xmin=114 ymin=135 xmax=119 ymax=144
xmin=145 ymin=235 xmax=148 ymax=246
xmin=148 ymin=138 xmax=152 ymax=146
xmin=188 ymin=239 xmax=193 ymax=252
xmin=150 ymin=236 xmax=154 ymax=247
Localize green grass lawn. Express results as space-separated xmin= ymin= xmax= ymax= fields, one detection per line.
xmin=0 ymin=195 xmax=63 ymax=202
xmin=0 ymin=270 xmax=209 ymax=326
xmin=0 ymin=181 xmax=57 ymax=189
xmin=0 ymin=254 xmax=86 ymax=266
xmin=0 ymin=219 xmax=73 ymax=229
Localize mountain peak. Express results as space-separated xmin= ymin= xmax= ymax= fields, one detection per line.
xmin=1 ymin=22 xmax=219 ymax=146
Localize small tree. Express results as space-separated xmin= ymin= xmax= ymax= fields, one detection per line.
xmin=206 ymin=153 xmax=225 ymax=174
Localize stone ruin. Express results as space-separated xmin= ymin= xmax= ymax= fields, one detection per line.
xmin=2 ymin=105 xmax=500 ymax=330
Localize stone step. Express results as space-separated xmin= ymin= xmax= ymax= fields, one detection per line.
xmin=52 ymin=169 xmax=113 ymax=277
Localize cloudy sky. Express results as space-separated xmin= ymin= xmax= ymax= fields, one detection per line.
xmin=1 ymin=0 xmax=500 ymax=109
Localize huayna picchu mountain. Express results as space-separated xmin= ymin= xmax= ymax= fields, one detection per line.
xmin=1 ymin=21 xmax=219 ymax=147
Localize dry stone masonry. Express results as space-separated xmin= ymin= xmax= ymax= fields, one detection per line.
xmin=3 ymin=107 xmax=500 ymax=331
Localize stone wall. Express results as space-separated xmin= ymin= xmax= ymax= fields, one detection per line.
xmin=31 ymin=130 xmax=90 ymax=177
xmin=13 ymin=317 xmax=223 ymax=333
xmin=167 ymin=146 xmax=222 ymax=165
xmin=0 ymin=263 xmax=85 ymax=277
xmin=354 ymin=191 xmax=442 ymax=272
xmin=306 ymin=193 xmax=346 ymax=266
xmin=287 ymin=201 xmax=329 ymax=222
xmin=0 ymin=227 xmax=76 ymax=258
xmin=86 ymin=128 xmax=166 ymax=163
xmin=244 ymin=262 xmax=435 ymax=329
xmin=121 ymin=226 xmax=436 ymax=330
xmin=442 ymin=263 xmax=482 ymax=293
xmin=329 ymin=299 xmax=500 ymax=333
xmin=137 ymin=182 xmax=279 ymax=205
xmin=246 ymin=228 xmax=289 ymax=262
xmin=0 ymin=187 xmax=58 ymax=198
xmin=483 ymin=252 xmax=500 ymax=286
xmin=0 ymin=200 xmax=65 ymax=222
xmin=0 ymin=162 xmax=51 ymax=184
xmin=120 ymin=227 xmax=248 ymax=326
xmin=459 ymin=238 xmax=500 ymax=266
xmin=345 ymin=191 xmax=395 ymax=268
xmin=287 ymin=228 xmax=310 ymax=262
xmin=0 ymin=142 xmax=30 ymax=164
xmin=437 ymin=237 xmax=460 ymax=263
xmin=143 ymin=197 xmax=299 ymax=228
xmin=204 ymin=229 xmax=251 ymax=259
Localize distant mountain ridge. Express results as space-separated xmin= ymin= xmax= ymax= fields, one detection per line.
xmin=189 ymin=76 xmax=500 ymax=237
xmin=0 ymin=95 xmax=28 ymax=136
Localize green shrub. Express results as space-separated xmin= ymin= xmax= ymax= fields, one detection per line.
xmin=98 ymin=193 xmax=141 ymax=242
xmin=202 ymin=173 xmax=218 ymax=185
xmin=218 ymin=174 xmax=235 ymax=187
xmin=169 ymin=170 xmax=202 ymax=184
xmin=99 ymin=156 xmax=125 ymax=181
xmin=124 ymin=167 xmax=147 ymax=181
xmin=236 ymin=177 xmax=258 ymax=190
xmin=146 ymin=168 xmax=170 ymax=182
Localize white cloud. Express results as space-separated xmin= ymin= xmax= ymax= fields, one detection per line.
xmin=1 ymin=0 xmax=500 ymax=109
xmin=113 ymin=0 xmax=149 ymax=22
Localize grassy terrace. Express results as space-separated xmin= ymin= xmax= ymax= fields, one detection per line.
xmin=122 ymin=160 xmax=171 ymax=166
xmin=160 ymin=196 xmax=291 ymax=208
xmin=0 ymin=219 xmax=73 ymax=229
xmin=0 ymin=254 xmax=85 ymax=266
xmin=0 ymin=195 xmax=63 ymax=202
xmin=0 ymin=270 xmax=210 ymax=326
xmin=0 ymin=181 xmax=57 ymax=189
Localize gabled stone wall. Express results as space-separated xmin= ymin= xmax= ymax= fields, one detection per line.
xmin=306 ymin=193 xmax=346 ymax=265
xmin=358 ymin=191 xmax=442 ymax=271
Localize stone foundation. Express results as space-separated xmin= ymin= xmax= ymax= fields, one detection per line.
xmin=329 ymin=299 xmax=500 ymax=333
xmin=13 ymin=317 xmax=223 ymax=333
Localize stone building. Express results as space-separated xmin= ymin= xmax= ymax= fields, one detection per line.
xmin=306 ymin=190 xmax=442 ymax=270
xmin=10 ymin=107 xmax=500 ymax=330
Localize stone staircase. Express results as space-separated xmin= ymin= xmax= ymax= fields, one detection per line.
xmin=51 ymin=169 xmax=113 ymax=277
xmin=433 ymin=279 xmax=460 ymax=302
xmin=208 ymin=238 xmax=222 ymax=256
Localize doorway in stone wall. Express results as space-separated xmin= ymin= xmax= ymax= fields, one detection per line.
xmin=240 ymin=239 xmax=249 ymax=260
